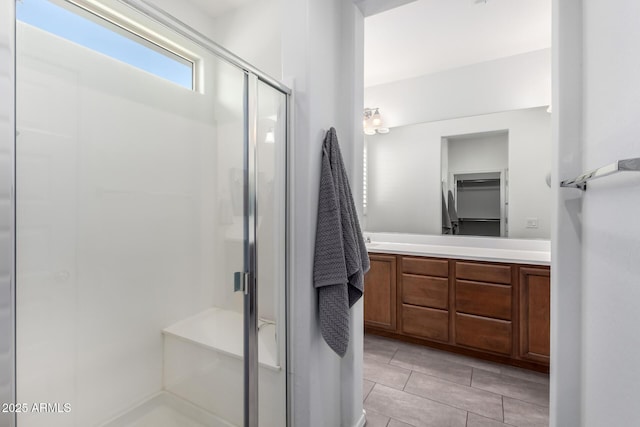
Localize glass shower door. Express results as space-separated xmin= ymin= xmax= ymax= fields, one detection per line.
xmin=255 ymin=79 xmax=288 ymax=427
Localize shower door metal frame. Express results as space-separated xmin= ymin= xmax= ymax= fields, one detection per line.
xmin=243 ymin=73 xmax=260 ymax=427
xmin=2 ymin=0 xmax=291 ymax=426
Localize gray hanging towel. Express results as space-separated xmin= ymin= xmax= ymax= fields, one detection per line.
xmin=447 ymin=190 xmax=459 ymax=234
xmin=442 ymin=189 xmax=452 ymax=234
xmin=313 ymin=127 xmax=370 ymax=357
xmin=447 ymin=190 xmax=459 ymax=222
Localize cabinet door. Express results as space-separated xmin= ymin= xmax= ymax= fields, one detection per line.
xmin=364 ymin=254 xmax=397 ymax=331
xmin=519 ymin=267 xmax=551 ymax=364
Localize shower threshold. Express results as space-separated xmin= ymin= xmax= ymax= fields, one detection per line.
xmin=101 ymin=391 xmax=234 ymax=427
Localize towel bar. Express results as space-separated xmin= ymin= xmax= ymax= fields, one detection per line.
xmin=560 ymin=158 xmax=640 ymax=191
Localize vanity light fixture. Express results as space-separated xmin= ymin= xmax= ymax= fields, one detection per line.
xmin=363 ymin=107 xmax=390 ymax=135
xmin=265 ymin=128 xmax=275 ymax=143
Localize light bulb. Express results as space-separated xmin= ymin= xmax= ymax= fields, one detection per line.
xmin=372 ymin=109 xmax=382 ymax=126
xmin=265 ymin=129 xmax=275 ymax=143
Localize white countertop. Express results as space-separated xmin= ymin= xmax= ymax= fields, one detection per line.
xmin=364 ymin=233 xmax=551 ymax=266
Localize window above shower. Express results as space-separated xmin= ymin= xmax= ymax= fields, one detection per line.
xmin=17 ymin=0 xmax=197 ymax=90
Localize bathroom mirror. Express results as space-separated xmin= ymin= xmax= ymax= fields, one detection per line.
xmin=363 ymin=106 xmax=551 ymax=239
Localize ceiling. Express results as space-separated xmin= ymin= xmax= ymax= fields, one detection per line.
xmin=353 ymin=0 xmax=418 ymax=17
xmin=187 ymin=0 xmax=256 ymax=19
xmin=364 ymin=0 xmax=551 ymax=87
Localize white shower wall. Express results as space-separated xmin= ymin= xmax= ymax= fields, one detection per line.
xmin=16 ymin=20 xmax=247 ymax=426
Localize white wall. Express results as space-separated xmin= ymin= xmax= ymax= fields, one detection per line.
xmin=549 ymin=2 xmax=583 ymax=425
xmin=581 ymin=0 xmax=640 ymax=420
xmin=0 ymin=1 xmax=15 ymax=425
xmin=208 ymin=0 xmax=282 ymax=79
xmin=282 ymin=0 xmax=366 ymax=425
xmin=149 ymin=0 xmax=282 ymax=80
xmin=448 ymin=132 xmax=508 ymax=177
xmin=366 ymin=107 xmax=551 ymax=239
xmin=552 ymin=0 xmax=640 ymax=426
xmin=365 ymin=48 xmax=551 ymax=128
xmin=366 ymin=123 xmax=441 ymax=234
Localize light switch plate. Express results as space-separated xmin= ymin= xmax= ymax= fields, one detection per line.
xmin=526 ymin=217 xmax=539 ymax=229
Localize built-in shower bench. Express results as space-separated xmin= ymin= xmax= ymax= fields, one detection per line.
xmin=163 ymin=307 xmax=280 ymax=371
xmin=160 ymin=307 xmax=285 ymax=426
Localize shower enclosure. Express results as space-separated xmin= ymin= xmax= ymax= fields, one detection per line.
xmin=0 ymin=0 xmax=289 ymax=426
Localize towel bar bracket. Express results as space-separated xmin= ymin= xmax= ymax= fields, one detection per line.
xmin=560 ymin=157 xmax=640 ymax=191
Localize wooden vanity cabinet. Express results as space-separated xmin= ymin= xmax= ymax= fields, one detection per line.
xmin=363 ymin=254 xmax=397 ymax=331
xmin=453 ymin=261 xmax=514 ymax=355
xmin=519 ymin=267 xmax=551 ymax=364
xmin=399 ymin=256 xmax=450 ymax=342
xmin=364 ymin=253 xmax=551 ymax=371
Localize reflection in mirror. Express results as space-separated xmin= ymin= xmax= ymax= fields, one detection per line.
xmin=362 ymin=0 xmax=551 ymax=242
xmin=363 ymin=107 xmax=551 ymax=239
xmin=442 ymin=130 xmax=508 ymax=237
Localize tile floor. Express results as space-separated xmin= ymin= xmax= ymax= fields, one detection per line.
xmin=363 ymin=334 xmax=549 ymax=427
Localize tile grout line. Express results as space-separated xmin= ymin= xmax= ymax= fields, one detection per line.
xmin=470 ymin=367 xmax=474 ymax=387
xmin=400 ymin=344 xmax=549 ymax=387
xmin=404 ymin=368 xmax=504 ymax=399
xmin=389 ymin=347 xmax=548 ymax=389
xmin=474 ymin=367 xmax=550 ymax=388
xmin=398 ymin=346 xmax=505 ymax=374
xmin=501 ymin=395 xmax=550 ymax=427
xmin=395 ymin=383 xmax=505 ymax=423
xmin=465 ymin=411 xmax=469 ymax=427
xmin=389 ymin=360 xmax=477 ymax=385
xmin=392 ymin=347 xmax=493 ymax=375
xmin=388 ymin=346 xmax=400 ymax=365
xmin=499 ymin=369 xmax=550 ymax=381
xmin=502 ymin=394 xmax=551 ymax=409
xmin=402 ymin=369 xmax=413 ymax=391
xmin=468 ymin=370 xmax=549 ymax=407
xmin=363 ymin=381 xmax=375 ymax=402
xmin=469 ymin=379 xmax=550 ymax=408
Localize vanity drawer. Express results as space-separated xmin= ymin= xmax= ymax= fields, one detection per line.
xmin=402 ymin=305 xmax=449 ymax=342
xmin=402 ymin=274 xmax=448 ymax=309
xmin=455 ymin=261 xmax=512 ymax=284
xmin=455 ymin=313 xmax=512 ymax=355
xmin=402 ymin=257 xmax=449 ymax=278
xmin=456 ymin=280 xmax=512 ymax=320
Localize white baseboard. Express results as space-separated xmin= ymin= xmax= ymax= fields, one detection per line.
xmin=352 ymin=409 xmax=367 ymax=427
